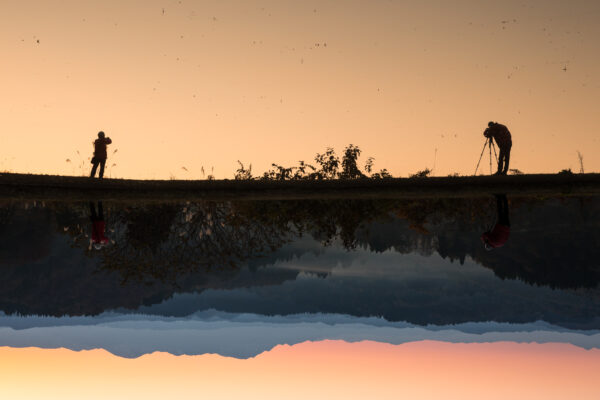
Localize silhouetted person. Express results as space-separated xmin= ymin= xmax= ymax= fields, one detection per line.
xmin=484 ymin=121 xmax=512 ymax=175
xmin=90 ymin=201 xmax=109 ymax=249
xmin=481 ymin=194 xmax=510 ymax=250
xmin=90 ymin=131 xmax=112 ymax=179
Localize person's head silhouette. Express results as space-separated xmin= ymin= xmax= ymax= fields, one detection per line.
xmin=98 ymin=131 xmax=105 ymax=139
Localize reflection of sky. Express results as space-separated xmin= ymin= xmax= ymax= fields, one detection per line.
xmin=3 ymin=341 xmax=600 ymax=400
xmin=1 ymin=311 xmax=599 ymax=359
xmin=1 ymin=238 xmax=599 ymax=358
xmin=132 ymin=239 xmax=600 ymax=328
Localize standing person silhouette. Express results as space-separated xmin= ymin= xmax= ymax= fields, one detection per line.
xmin=90 ymin=131 xmax=112 ymax=179
xmin=484 ymin=121 xmax=512 ymax=175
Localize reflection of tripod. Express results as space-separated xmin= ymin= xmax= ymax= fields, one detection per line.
xmin=474 ymin=137 xmax=499 ymax=175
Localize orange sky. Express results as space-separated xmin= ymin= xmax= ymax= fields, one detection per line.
xmin=1 ymin=0 xmax=599 ymax=179
xmin=1 ymin=340 xmax=599 ymax=399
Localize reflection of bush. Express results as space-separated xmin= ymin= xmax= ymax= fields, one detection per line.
xmin=50 ymin=196 xmax=600 ymax=290
xmin=106 ymin=198 xmax=492 ymax=280
xmin=232 ymin=199 xmax=388 ymax=250
xmin=97 ymin=202 xmax=290 ymax=285
xmin=125 ymin=205 xmax=178 ymax=252
xmin=55 ymin=198 xmax=494 ymax=284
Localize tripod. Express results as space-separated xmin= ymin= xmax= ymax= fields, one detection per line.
xmin=474 ymin=137 xmax=499 ymax=175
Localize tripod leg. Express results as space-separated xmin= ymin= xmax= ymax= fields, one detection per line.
xmin=474 ymin=139 xmax=488 ymax=175
xmin=489 ymin=140 xmax=493 ymax=174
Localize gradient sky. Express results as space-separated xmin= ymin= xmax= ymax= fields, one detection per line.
xmin=1 ymin=341 xmax=599 ymax=399
xmin=2 ymin=0 xmax=599 ymax=179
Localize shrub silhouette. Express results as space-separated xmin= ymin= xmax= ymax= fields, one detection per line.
xmin=339 ymin=144 xmax=365 ymax=179
xmin=409 ymin=168 xmax=431 ymax=178
xmin=249 ymin=144 xmax=391 ymax=181
xmin=371 ymin=169 xmax=392 ymax=179
xmin=314 ymin=147 xmax=339 ymax=179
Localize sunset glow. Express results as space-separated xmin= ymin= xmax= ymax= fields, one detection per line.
xmin=2 ymin=0 xmax=599 ymax=179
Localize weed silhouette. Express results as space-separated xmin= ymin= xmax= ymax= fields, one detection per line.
xmin=235 ymin=161 xmax=253 ymax=180
xmin=577 ymin=151 xmax=584 ymax=173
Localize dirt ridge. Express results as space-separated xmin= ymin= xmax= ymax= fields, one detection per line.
xmin=1 ymin=172 xmax=599 ymax=201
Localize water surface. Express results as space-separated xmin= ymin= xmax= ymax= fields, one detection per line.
xmin=1 ymin=196 xmax=599 ymax=398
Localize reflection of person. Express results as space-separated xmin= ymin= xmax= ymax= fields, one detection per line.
xmin=90 ymin=201 xmax=109 ymax=249
xmin=481 ymin=194 xmax=510 ymax=250
xmin=484 ymin=121 xmax=512 ymax=175
xmin=90 ymin=131 xmax=112 ymax=179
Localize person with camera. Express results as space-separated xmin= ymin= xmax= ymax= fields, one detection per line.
xmin=90 ymin=131 xmax=112 ymax=179
xmin=483 ymin=121 xmax=512 ymax=175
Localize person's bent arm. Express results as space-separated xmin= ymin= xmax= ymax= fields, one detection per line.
xmin=105 ymin=138 xmax=112 ymax=145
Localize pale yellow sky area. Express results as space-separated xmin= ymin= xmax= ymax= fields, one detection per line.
xmin=1 ymin=0 xmax=599 ymax=179
xmin=1 ymin=341 xmax=600 ymax=399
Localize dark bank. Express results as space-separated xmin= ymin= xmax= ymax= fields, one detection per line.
xmin=1 ymin=172 xmax=600 ymax=201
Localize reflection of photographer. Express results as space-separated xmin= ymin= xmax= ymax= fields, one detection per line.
xmin=90 ymin=201 xmax=109 ymax=250
xmin=481 ymin=194 xmax=510 ymax=250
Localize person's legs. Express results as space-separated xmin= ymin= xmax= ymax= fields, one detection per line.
xmin=502 ymin=146 xmax=511 ymax=174
xmin=497 ymin=148 xmax=506 ymax=174
xmin=90 ymin=160 xmax=99 ymax=177
xmin=98 ymin=159 xmax=106 ymax=179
